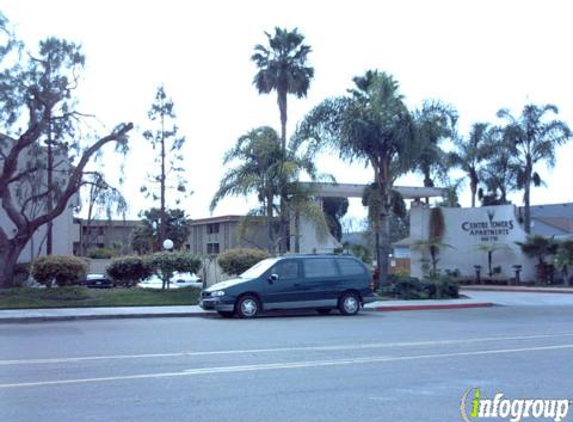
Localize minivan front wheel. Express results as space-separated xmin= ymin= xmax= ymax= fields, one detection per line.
xmin=236 ymin=295 xmax=260 ymax=318
xmin=339 ymin=292 xmax=360 ymax=316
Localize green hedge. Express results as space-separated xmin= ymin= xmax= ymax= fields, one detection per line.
xmin=106 ymin=256 xmax=154 ymax=287
xmin=31 ymin=255 xmax=88 ymax=287
xmin=217 ymin=248 xmax=270 ymax=276
xmin=149 ymin=252 xmax=201 ymax=287
xmin=382 ymin=274 xmax=459 ymax=300
xmin=106 ymin=252 xmax=202 ymax=288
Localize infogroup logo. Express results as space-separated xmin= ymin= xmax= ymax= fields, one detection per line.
xmin=460 ymin=388 xmax=571 ymax=422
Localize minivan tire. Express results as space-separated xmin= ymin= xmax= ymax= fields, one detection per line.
xmin=236 ymin=295 xmax=260 ymax=318
xmin=338 ymin=292 xmax=360 ymax=316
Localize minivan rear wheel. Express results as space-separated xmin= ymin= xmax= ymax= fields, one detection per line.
xmin=236 ymin=295 xmax=260 ymax=318
xmin=339 ymin=292 xmax=360 ymax=316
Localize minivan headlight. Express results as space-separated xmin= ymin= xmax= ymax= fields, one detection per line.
xmin=211 ymin=290 xmax=225 ymax=297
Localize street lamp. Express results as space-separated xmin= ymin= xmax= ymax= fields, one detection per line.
xmin=163 ymin=239 xmax=174 ymax=251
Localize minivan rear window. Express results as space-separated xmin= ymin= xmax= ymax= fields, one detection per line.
xmin=303 ymin=258 xmax=337 ymax=278
xmin=337 ymin=259 xmax=367 ymax=276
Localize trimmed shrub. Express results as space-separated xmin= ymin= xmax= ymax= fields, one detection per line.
xmin=31 ymin=255 xmax=88 ymax=287
xmin=217 ymin=248 xmax=270 ymax=276
xmin=387 ymin=275 xmax=426 ymax=300
xmin=149 ymin=252 xmax=202 ymax=288
xmin=421 ymin=276 xmax=459 ymax=299
xmin=88 ymin=247 xmax=116 ymax=259
xmin=383 ymin=274 xmax=459 ymax=300
xmin=106 ymin=256 xmax=154 ymax=287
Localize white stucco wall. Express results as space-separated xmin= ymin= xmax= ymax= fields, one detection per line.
xmin=0 ymin=201 xmax=76 ymax=263
xmin=292 ymin=214 xmax=341 ymax=254
xmin=409 ymin=204 xmax=536 ymax=282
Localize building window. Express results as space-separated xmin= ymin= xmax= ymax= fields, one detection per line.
xmin=207 ymin=223 xmax=220 ymax=234
xmin=207 ymin=243 xmax=220 ymax=254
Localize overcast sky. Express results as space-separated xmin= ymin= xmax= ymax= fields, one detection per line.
xmin=3 ymin=0 xmax=573 ymax=226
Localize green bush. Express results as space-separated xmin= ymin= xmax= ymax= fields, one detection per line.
xmin=217 ymin=248 xmax=270 ymax=276
xmin=88 ymin=247 xmax=116 ymax=259
xmin=149 ymin=251 xmax=202 ymax=287
xmin=421 ymin=276 xmax=459 ymax=299
xmin=31 ymin=255 xmax=88 ymax=287
xmin=106 ymin=256 xmax=154 ymax=287
xmin=390 ymin=275 xmax=427 ymax=300
xmin=382 ymin=274 xmax=459 ymax=300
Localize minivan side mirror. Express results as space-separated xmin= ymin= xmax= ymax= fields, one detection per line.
xmin=268 ymin=273 xmax=279 ymax=283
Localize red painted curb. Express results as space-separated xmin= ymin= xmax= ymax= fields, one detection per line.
xmin=373 ymin=302 xmax=494 ymax=312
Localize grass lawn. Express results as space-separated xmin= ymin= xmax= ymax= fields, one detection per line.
xmin=0 ymin=286 xmax=201 ymax=310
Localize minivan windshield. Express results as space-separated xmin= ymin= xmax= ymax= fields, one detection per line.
xmin=239 ymin=258 xmax=279 ymax=279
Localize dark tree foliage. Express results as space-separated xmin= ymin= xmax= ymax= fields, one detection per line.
xmin=131 ymin=208 xmax=191 ymax=253
xmin=0 ymin=15 xmax=133 ymax=287
xmin=141 ymin=86 xmax=190 ymax=245
xmin=322 ymin=197 xmax=349 ymax=241
xmin=498 ymin=104 xmax=571 ymax=233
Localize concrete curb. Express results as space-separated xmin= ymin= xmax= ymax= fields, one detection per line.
xmin=371 ymin=302 xmax=494 ymax=312
xmin=0 ymin=312 xmax=209 ymax=324
xmin=0 ymin=301 xmax=496 ymax=323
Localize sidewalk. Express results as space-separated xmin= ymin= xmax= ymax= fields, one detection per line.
xmin=0 ymin=297 xmax=493 ymax=323
xmin=461 ymin=284 xmax=573 ymax=294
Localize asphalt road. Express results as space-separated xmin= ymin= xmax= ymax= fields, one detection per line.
xmin=1 ymin=305 xmax=573 ymax=422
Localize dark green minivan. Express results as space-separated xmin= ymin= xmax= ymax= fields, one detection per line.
xmin=200 ymin=255 xmax=376 ymax=318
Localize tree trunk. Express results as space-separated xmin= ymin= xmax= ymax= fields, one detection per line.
xmin=277 ymin=91 xmax=288 ymax=254
xmin=266 ymin=194 xmax=274 ymax=253
xmin=378 ymin=209 xmax=390 ymax=285
xmin=523 ymin=155 xmax=532 ymax=234
xmin=377 ymin=172 xmax=391 ymax=285
xmin=294 ymin=210 xmax=300 ymax=253
xmin=523 ymin=181 xmax=531 ymax=234
xmin=278 ymin=91 xmax=288 ymax=155
xmin=279 ymin=195 xmax=289 ymax=253
xmin=160 ymin=112 xmax=167 ymax=250
xmin=0 ymin=238 xmax=26 ymax=288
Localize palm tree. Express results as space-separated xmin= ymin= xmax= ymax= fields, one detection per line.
xmin=448 ymin=123 xmax=492 ymax=207
xmin=516 ymin=235 xmax=559 ymax=284
xmin=210 ymin=127 xmax=282 ymax=252
xmin=294 ymin=70 xmax=417 ymax=283
xmin=478 ymin=126 xmax=518 ymax=206
xmin=252 ymin=28 xmax=314 ymax=251
xmin=210 ymin=126 xmax=326 ymax=253
xmin=413 ymin=100 xmax=457 ymax=189
xmin=476 ymin=243 xmax=509 ymax=277
xmin=497 ymin=104 xmax=571 ymax=233
xmin=251 ymin=27 xmax=314 ymax=153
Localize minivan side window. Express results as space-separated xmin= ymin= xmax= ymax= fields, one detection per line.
xmin=303 ymin=258 xmax=338 ymax=278
xmin=271 ymin=260 xmax=299 ymax=280
xmin=337 ymin=259 xmax=367 ymax=276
